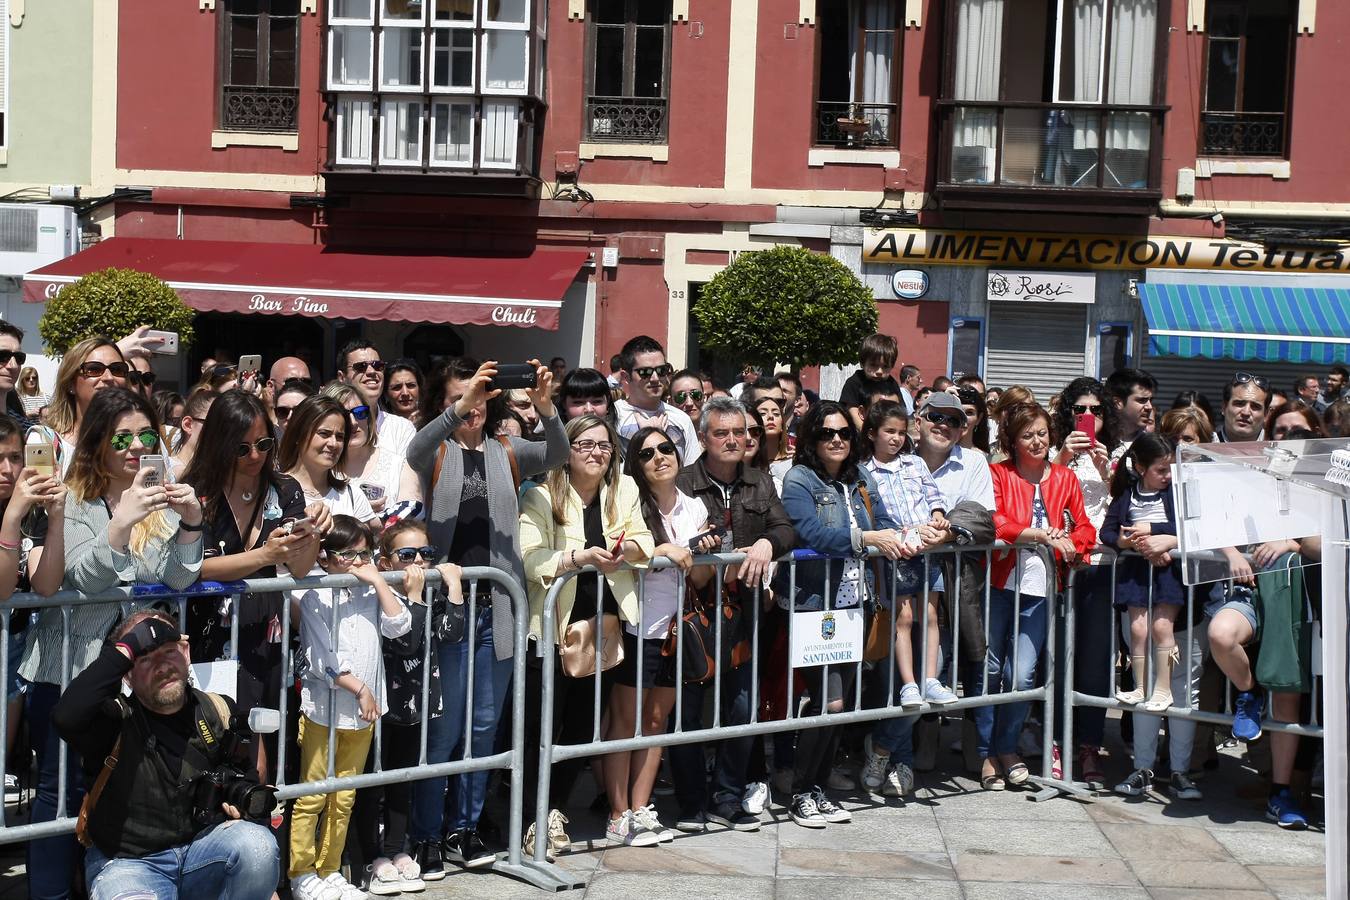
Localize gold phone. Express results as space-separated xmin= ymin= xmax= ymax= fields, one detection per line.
xmin=24 ymin=440 xmax=54 ymax=478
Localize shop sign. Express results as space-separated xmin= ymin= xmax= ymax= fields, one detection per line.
xmin=987 ymin=269 xmax=1095 ymax=304
xmin=890 ymin=268 xmax=929 ymax=299
xmin=865 ymin=227 xmax=1350 ymax=273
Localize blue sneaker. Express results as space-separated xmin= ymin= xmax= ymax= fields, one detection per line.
xmin=1232 ymin=690 xmax=1264 ymax=742
xmin=1266 ymin=788 xmax=1308 ymax=830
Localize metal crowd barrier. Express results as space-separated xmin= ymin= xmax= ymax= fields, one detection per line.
xmin=0 ymin=567 xmax=576 ymax=891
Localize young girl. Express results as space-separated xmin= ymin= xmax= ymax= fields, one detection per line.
xmin=1100 ymin=434 xmax=1183 ymax=712
xmin=289 ymin=516 xmax=412 ymax=900
xmin=860 ymin=402 xmax=954 ymax=709
xmin=351 ymin=519 xmax=465 ymax=895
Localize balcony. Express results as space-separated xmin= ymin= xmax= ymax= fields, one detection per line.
xmin=221 ymin=85 xmax=300 ymax=133
xmin=814 ymin=101 xmax=896 ymax=148
xmin=1201 ymin=112 xmax=1286 ymax=158
xmin=935 ymin=101 xmax=1165 ymax=213
xmin=584 ymin=96 xmax=668 ymax=144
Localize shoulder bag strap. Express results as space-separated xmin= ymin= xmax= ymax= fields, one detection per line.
xmin=431 ymin=441 xmax=449 ymax=488
xmin=75 ymin=733 xmax=123 ymax=848
xmin=496 ymin=435 xmax=522 ymax=492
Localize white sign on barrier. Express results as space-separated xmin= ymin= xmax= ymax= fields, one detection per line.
xmin=790 ymin=608 xmax=864 ymax=667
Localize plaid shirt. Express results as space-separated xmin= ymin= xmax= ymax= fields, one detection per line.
xmin=863 ymin=454 xmax=944 ymax=530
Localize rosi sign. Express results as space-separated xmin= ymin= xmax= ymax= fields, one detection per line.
xmin=987 ymin=269 xmax=1095 ymax=304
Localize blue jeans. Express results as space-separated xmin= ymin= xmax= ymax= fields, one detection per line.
xmin=86 ymin=820 xmax=279 ymax=899
xmin=872 ymin=686 xmax=917 ymax=766
xmin=971 ymin=589 xmax=1048 ymax=759
xmin=669 ymin=661 xmax=753 ymax=814
xmin=27 ymin=681 xmax=84 ymax=900
xmin=410 ymin=607 xmax=512 ymax=839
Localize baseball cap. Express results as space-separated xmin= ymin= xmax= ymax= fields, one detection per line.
xmin=918 ymin=392 xmax=969 ymax=425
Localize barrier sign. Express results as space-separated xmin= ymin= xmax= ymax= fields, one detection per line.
xmin=790 ymin=607 xmax=865 ymax=667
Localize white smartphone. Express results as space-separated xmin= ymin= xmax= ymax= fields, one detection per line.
xmin=282 ymin=516 xmax=314 ymax=538
xmin=145 ymin=330 xmax=180 ymax=356
xmin=238 ymin=354 xmax=263 ymax=378
xmin=139 ymin=454 xmax=167 ymax=488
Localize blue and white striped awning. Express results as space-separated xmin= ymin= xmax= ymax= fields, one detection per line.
xmin=1139 ymin=282 xmax=1350 ymax=363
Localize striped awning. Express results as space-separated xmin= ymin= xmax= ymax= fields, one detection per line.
xmin=1140 ymin=282 xmax=1350 ymax=363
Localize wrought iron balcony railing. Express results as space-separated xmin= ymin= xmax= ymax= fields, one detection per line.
xmin=1200 ymin=111 xmax=1285 ymax=158
xmin=221 ymin=85 xmax=300 ymax=133
xmin=584 ymin=96 xmax=668 ymax=143
xmin=815 ymin=101 xmax=897 ymax=148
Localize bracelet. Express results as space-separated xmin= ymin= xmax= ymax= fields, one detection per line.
xmin=570 ymin=549 xmax=578 ymax=569
xmin=0 ymin=538 xmax=19 ymax=552
xmin=179 ymin=520 xmax=204 ymax=533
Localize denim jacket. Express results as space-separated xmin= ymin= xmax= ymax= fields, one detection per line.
xmin=774 ymin=463 xmax=900 ymax=610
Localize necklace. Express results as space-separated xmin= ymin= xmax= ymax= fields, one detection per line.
xmin=240 ymin=490 xmax=254 ymax=503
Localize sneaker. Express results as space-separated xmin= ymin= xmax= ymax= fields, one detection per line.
xmin=674 ymin=810 xmax=710 ymax=833
xmin=860 ymin=734 xmax=889 ymax=793
xmin=1266 ymin=788 xmax=1308 ymax=830
xmin=292 ymin=874 xmax=343 ymax=900
xmin=825 ymin=765 xmax=856 ymax=792
xmin=707 ymin=800 xmax=761 ymax=832
xmin=391 ymin=853 xmax=425 ymax=892
xmin=544 ymin=809 xmax=572 ymax=856
xmin=607 ymin=809 xmax=661 ymax=846
xmin=1115 ymin=768 xmax=1154 ymax=797
xmin=811 ymin=787 xmax=852 ymax=824
xmin=322 ymin=872 xmax=368 ymax=900
xmin=1169 ymin=772 xmax=1202 ymax=801
xmin=366 ymin=859 xmax=403 ymax=897
xmin=742 ymin=780 xmax=770 ymax=815
xmin=1232 ymin=690 xmax=1265 ymax=742
xmin=3 ymin=773 xmax=18 ymax=800
xmin=882 ymin=762 xmax=914 ymax=798
xmin=923 ymin=678 xmax=958 ymax=705
xmin=789 ymin=792 xmax=827 ymax=828
xmin=633 ymin=804 xmax=676 ymax=842
xmin=898 ymin=682 xmax=924 ymax=709
xmin=411 ymin=840 xmax=445 ymax=882
xmin=444 ymin=828 xmax=495 ymax=869
xmin=1077 ymin=745 xmax=1105 ymax=787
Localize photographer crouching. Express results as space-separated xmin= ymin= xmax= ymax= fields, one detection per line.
xmin=52 ymin=609 xmax=279 ymax=898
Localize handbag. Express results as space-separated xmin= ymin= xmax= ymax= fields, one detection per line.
xmin=858 ymin=485 xmax=893 ymax=662
xmin=662 ymin=577 xmax=751 ymax=684
xmin=559 ymin=611 xmax=624 ymax=678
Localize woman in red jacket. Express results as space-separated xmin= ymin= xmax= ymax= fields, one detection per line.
xmin=976 ymin=401 xmax=1096 ymax=790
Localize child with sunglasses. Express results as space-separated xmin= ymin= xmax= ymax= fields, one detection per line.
xmin=290 ymin=515 xmax=411 ymax=900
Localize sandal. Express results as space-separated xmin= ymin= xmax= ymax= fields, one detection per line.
xmin=1004 ymin=762 xmax=1030 ymax=785
xmin=981 ymin=773 xmax=1006 ymax=791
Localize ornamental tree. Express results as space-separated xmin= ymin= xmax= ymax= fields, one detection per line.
xmin=39 ymin=267 xmax=195 ymax=355
xmin=692 ymin=246 xmax=878 ymax=370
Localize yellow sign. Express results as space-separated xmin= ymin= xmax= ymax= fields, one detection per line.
xmin=864 ymin=228 xmax=1350 ymax=273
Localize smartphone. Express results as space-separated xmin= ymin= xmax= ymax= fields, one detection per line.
xmin=145 ymin=330 xmax=179 ymax=356
xmin=489 ymin=363 xmax=537 ymax=392
xmin=238 ymin=355 xmax=263 ymax=379
xmin=282 ymin=516 xmax=314 ymax=538
xmin=359 ymin=483 xmax=386 ymax=503
xmin=24 ymin=435 xmax=54 ymax=477
xmin=1075 ymin=412 xmax=1097 ymax=445
xmin=610 ymin=530 xmax=626 ymax=554
xmin=139 ymin=454 xmax=167 ymax=488
xmin=686 ymin=525 xmax=725 ymax=550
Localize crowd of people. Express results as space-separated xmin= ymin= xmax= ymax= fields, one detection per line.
xmin=0 ymin=319 xmax=1332 ymax=899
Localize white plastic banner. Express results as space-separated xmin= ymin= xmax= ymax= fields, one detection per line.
xmin=790 ymin=608 xmax=865 ymax=668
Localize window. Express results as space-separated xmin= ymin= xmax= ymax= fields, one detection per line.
xmin=1097 ymin=322 xmax=1133 ymax=377
xmin=814 ymin=1 xmax=901 ymax=147
xmin=1201 ymin=0 xmax=1295 ymax=158
xmin=327 ymin=0 xmax=543 ymax=172
xmin=219 ymin=0 xmax=301 ymax=132
xmin=949 ymin=317 xmax=985 ymax=380
xmin=584 ymin=0 xmax=671 ymax=143
xmin=943 ymin=0 xmax=1163 ymax=192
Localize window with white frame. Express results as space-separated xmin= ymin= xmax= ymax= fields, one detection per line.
xmin=328 ymin=0 xmax=543 ymax=171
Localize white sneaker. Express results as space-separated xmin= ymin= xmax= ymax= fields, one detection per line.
xmin=825 ymin=765 xmax=856 ymax=792
xmin=633 ymin=804 xmax=675 ymax=843
xmin=3 ymin=773 xmax=18 ymax=800
xmin=290 ymin=874 xmax=343 ymax=900
xmin=742 ymin=780 xmax=770 ymax=815
xmin=860 ymin=734 xmax=889 ymax=793
xmin=898 ymin=682 xmax=924 ymax=709
xmin=883 ymin=762 xmax=914 ymax=798
xmin=323 ymin=871 xmax=368 ymax=900
xmin=607 ymin=809 xmax=660 ymax=847
xmin=365 ymin=859 xmax=403 ymax=897
xmin=390 ymin=853 xmax=425 ymax=892
xmin=923 ymin=679 xmax=958 ymax=705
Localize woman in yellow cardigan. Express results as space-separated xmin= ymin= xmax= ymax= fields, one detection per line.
xmin=519 ymin=414 xmax=655 ymax=848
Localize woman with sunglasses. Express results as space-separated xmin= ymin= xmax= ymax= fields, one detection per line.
xmin=18 ymin=366 xmax=48 ymax=416
xmin=775 ymin=400 xmax=907 ymax=828
xmin=382 ymin=360 xmax=425 ymax=429
xmin=20 ymin=387 xmax=203 ymax=897
xmin=41 ymin=336 xmax=130 ymax=476
xmin=182 ymin=390 xmax=322 ymax=782
xmin=278 ymin=395 xmax=380 ymax=532
xmin=322 ymin=381 xmax=422 ymax=523
xmin=670 ymin=369 xmax=705 ymax=429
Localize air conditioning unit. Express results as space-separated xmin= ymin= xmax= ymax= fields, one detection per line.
xmin=0 ymin=204 xmax=80 ymax=277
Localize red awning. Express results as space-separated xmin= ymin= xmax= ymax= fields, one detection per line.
xmin=23 ymin=238 xmax=588 ymax=330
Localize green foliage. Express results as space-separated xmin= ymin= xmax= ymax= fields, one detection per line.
xmin=692 ymin=246 xmax=878 ymax=370
xmin=38 ymin=267 xmax=195 ymax=356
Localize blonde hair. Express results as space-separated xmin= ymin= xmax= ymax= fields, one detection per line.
xmin=18 ymin=367 xmax=40 ymax=397
xmin=46 ymin=337 xmax=125 ymax=436
xmin=319 ymin=380 xmax=377 ymax=448
xmin=992 ymin=384 xmax=1036 ymax=421
xmin=1160 ymin=406 xmax=1214 ymax=445
xmin=544 ymin=415 xmax=621 ymax=526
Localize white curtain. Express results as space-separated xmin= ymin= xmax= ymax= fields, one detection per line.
xmin=482 ymin=100 xmax=520 ymax=166
xmin=1066 ymin=0 xmax=1105 ymax=149
xmin=1106 ymin=0 xmax=1156 ymax=151
xmin=953 ymin=0 xmax=1004 ymax=173
xmin=848 ymin=0 xmax=896 ymax=140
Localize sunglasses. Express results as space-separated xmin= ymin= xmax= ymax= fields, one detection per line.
xmin=348 ymin=405 xmax=371 ymax=422
xmin=636 ymin=441 xmax=678 ymax=462
xmin=1232 ymin=371 xmax=1270 ymax=391
xmin=349 ymin=360 xmax=387 ymax=375
xmin=747 ymin=426 xmax=764 ymax=439
xmin=236 ymin=437 xmax=276 ymax=458
xmin=126 ymin=370 xmax=155 ymax=387
xmin=922 ymin=410 xmax=965 ymax=428
xmin=816 ymin=426 xmax=855 ymax=443
xmin=211 ymin=364 xmax=237 ymax=378
xmin=392 ymin=545 xmax=441 ymax=563
xmin=1071 ymin=404 xmax=1102 ymax=415
xmin=109 ymin=429 xmax=160 ymax=452
xmin=275 ymin=405 xmax=299 ymax=422
xmin=673 ymin=389 xmax=705 ymax=405
xmin=0 ymin=350 xmax=27 ymax=367
xmin=79 ymin=361 xmax=130 ymax=379
xmin=631 ymin=364 xmax=673 ymax=380
xmin=330 ymin=549 xmax=372 ymax=563
xmin=571 ymin=439 xmax=615 ymax=455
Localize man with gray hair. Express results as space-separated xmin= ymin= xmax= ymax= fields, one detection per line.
xmin=670 ymin=394 xmax=795 ymax=832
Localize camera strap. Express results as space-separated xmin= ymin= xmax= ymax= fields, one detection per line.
xmin=75 ymin=733 xmax=122 ymax=848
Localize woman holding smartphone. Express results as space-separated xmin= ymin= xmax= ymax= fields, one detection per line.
xmin=321 ymin=381 xmax=422 ymax=522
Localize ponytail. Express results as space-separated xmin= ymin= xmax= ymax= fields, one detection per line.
xmin=1109 ymin=433 xmax=1174 ymax=500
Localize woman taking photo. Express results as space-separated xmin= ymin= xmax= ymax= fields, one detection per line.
xmin=321 ymin=382 xmax=422 ymax=522
xmin=777 ymin=401 xmax=906 ymax=828
xmin=20 ymin=387 xmax=204 ymax=899
xmin=519 ymin=415 xmax=654 ymax=845
xmin=383 ymin=360 xmax=424 ymax=428
xmin=277 ymin=394 xmax=380 ymax=530
xmin=979 ymin=401 xmax=1095 ymax=791
xmin=404 ymin=358 xmax=567 ymax=874
xmin=40 ymin=336 xmax=130 ymax=474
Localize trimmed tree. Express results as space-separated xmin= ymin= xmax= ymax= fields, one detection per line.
xmin=692 ymin=245 xmax=878 ymax=370
xmin=38 ymin=267 xmax=195 ymax=355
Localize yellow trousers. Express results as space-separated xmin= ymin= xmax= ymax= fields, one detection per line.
xmin=287 ymin=715 xmax=374 ymax=879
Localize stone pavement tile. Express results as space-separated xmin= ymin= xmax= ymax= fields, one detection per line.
xmin=776 ymin=876 xmax=963 ymax=900
xmin=583 ymin=873 xmax=774 ymax=900
xmin=776 ymin=848 xmax=954 ymax=880
xmin=1147 ymin=890 xmax=1275 ymax=900
xmin=1128 ymin=858 xmax=1265 ymax=890
xmin=775 ymin=806 xmax=945 ymax=853
xmin=600 ymin=845 xmax=776 ymax=877
xmin=963 ymin=883 xmax=1151 ymax=900
xmin=425 ymin=870 xmax=587 ymax=899
xmin=940 ymin=820 xmax=1116 ymax=857
xmin=1248 ymin=864 xmax=1328 ymax=899
xmin=951 ymin=853 xmax=1138 ymax=886
xmin=1100 ymin=823 xmax=1233 ymax=860
xmin=1085 ymin=792 xmax=1271 ymax=830
xmin=1210 ymin=828 xmax=1327 ymax=867
xmin=920 ymin=778 xmax=1094 ymax=821
xmin=665 ymin=822 xmax=782 ymax=853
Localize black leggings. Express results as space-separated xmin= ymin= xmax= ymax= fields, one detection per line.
xmin=350 ymin=721 xmax=423 ymax=866
xmin=522 ymin=655 xmax=614 ymax=811
xmin=791 ymin=664 xmax=857 ymax=795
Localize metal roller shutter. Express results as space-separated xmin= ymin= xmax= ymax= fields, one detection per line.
xmin=985 ymin=302 xmax=1088 ymax=402
xmin=1141 ymin=355 xmax=1317 ymax=411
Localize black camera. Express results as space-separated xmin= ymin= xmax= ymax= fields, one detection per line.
xmin=190 ymin=730 xmax=277 ymax=826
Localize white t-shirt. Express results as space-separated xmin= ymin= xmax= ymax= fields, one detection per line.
xmin=1006 ymin=482 xmax=1049 ymax=597
xmin=629 ymin=489 xmax=710 ymax=639
xmin=377 ymin=411 xmax=416 ymax=460
xmin=322 ymin=481 xmax=377 ymax=524
xmin=613 ymin=399 xmax=702 ymax=465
